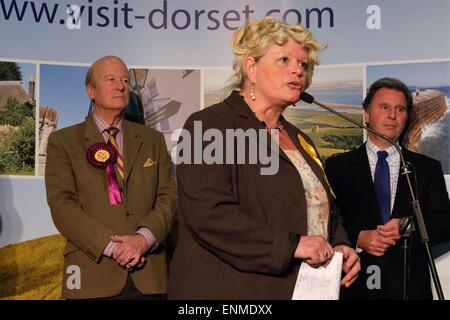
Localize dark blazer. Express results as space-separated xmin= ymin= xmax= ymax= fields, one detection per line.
xmin=168 ymin=91 xmax=350 ymax=299
xmin=45 ymin=117 xmax=177 ymax=299
xmin=325 ymin=144 xmax=450 ymax=299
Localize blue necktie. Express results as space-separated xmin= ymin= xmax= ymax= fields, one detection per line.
xmin=374 ymin=151 xmax=391 ymax=223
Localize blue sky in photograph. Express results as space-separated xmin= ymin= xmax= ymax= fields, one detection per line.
xmin=367 ymin=62 xmax=450 ymax=88
xmin=40 ymin=64 xmax=89 ymax=129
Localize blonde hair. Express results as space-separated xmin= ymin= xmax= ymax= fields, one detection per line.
xmin=226 ymin=16 xmax=323 ymax=94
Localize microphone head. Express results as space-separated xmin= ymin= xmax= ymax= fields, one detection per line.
xmin=300 ymin=92 xmax=314 ymax=104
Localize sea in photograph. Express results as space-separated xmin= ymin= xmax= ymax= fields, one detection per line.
xmin=296 ymin=86 xmax=363 ymax=113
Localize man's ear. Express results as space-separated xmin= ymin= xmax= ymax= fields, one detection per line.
xmin=243 ymin=56 xmax=257 ymax=84
xmin=364 ymin=109 xmax=370 ymax=126
xmin=87 ymin=85 xmax=95 ymax=101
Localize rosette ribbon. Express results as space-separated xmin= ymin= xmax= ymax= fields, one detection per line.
xmin=87 ymin=143 xmax=122 ymax=206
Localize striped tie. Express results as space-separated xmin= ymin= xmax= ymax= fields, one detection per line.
xmin=106 ymin=127 xmax=124 ymax=180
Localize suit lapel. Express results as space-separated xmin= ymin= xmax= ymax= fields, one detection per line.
xmin=392 ymin=150 xmax=412 ymax=218
xmin=82 ymin=117 xmax=109 ymax=190
xmin=83 ymin=116 xmax=105 ymax=148
xmin=123 ymin=120 xmax=143 ymax=183
xmin=284 ymin=122 xmax=321 ymax=176
xmin=224 ymin=92 xmax=289 ymax=162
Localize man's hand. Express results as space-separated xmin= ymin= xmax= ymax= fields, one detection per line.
xmin=377 ymin=218 xmax=401 ymax=241
xmin=111 ymin=234 xmax=148 ymax=270
xmin=358 ymin=218 xmax=401 ymax=256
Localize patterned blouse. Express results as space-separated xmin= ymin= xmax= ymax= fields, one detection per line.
xmin=283 ymin=149 xmax=329 ymax=238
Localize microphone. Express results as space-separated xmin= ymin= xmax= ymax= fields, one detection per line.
xmin=299 ymin=91 xmax=444 ymax=300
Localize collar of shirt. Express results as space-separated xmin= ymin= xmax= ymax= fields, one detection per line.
xmin=366 ymin=137 xmax=400 ymax=165
xmin=366 ymin=138 xmax=401 ymax=166
xmin=92 ymin=112 xmax=124 ymax=154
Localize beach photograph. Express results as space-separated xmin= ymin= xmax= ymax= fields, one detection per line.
xmin=203 ymin=66 xmax=365 ymax=160
xmin=284 ymin=65 xmax=364 ymax=160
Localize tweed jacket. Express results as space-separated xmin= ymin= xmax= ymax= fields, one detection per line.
xmin=45 ymin=117 xmax=177 ymax=299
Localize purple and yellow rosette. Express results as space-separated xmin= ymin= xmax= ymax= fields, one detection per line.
xmin=87 ymin=143 xmax=122 ymax=206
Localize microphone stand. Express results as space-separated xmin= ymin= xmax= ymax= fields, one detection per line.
xmin=399 ymin=217 xmax=413 ymax=300
xmin=300 ymin=92 xmax=445 ymax=300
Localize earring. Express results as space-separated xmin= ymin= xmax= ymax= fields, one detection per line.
xmin=250 ymin=84 xmax=256 ymax=101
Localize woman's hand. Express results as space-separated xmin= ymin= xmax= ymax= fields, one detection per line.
xmin=294 ymin=235 xmax=334 ymax=267
xmin=334 ymin=245 xmax=361 ymax=287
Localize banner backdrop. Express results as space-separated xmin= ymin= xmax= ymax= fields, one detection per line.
xmin=1 ymin=0 xmax=450 ymax=298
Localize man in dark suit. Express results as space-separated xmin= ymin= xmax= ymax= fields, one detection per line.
xmin=45 ymin=56 xmax=176 ymax=299
xmin=325 ymin=77 xmax=450 ymax=299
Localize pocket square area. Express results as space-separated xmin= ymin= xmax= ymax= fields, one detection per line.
xmin=143 ymin=158 xmax=156 ymax=167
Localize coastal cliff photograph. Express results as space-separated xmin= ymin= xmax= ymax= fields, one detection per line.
xmin=284 ymin=65 xmax=364 ymax=160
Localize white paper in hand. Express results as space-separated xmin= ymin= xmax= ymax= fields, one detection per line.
xmin=292 ymin=251 xmax=343 ymax=300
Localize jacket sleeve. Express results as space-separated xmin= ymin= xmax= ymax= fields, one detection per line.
xmin=325 ymin=156 xmax=356 ymax=246
xmin=45 ymin=131 xmax=114 ymax=262
xmin=138 ymin=132 xmax=177 ymax=249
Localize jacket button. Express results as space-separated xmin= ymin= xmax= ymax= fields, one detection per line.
xmin=126 ymin=212 xmax=130 ymax=217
